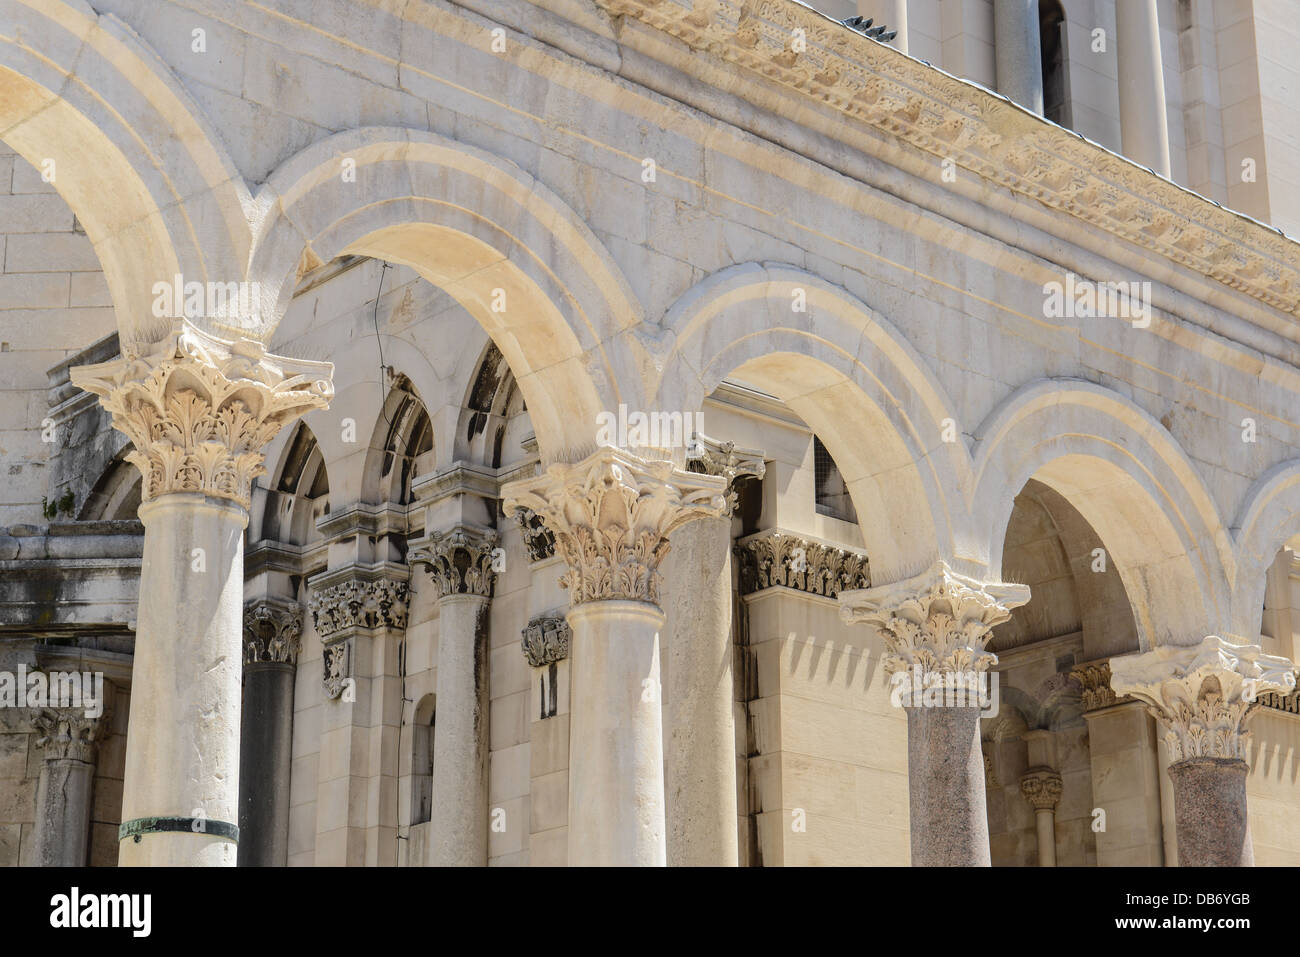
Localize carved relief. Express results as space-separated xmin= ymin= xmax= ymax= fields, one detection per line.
xmin=839 ymin=560 xmax=1030 ymax=675
xmin=69 ymin=318 xmax=333 ymax=508
xmin=409 ymin=525 xmax=498 ymax=599
xmin=1110 ymin=635 xmax=1297 ymax=761
xmin=502 ymin=447 xmax=727 ymax=607
xmin=1070 ymin=659 xmax=1124 ymax=712
xmin=307 ymin=573 xmax=409 ymax=639
xmin=1019 ymin=767 xmax=1063 ymax=812
xmin=32 ymin=709 xmax=104 ymax=763
xmin=322 ymin=642 xmax=351 ymax=700
xmin=243 ymin=599 xmax=304 ymax=665
xmin=735 ymin=528 xmax=870 ymax=599
xmin=687 ymin=433 xmax=765 ymax=515
xmin=515 ymin=507 xmax=556 ymax=563
xmin=521 ymin=613 xmax=572 ymax=668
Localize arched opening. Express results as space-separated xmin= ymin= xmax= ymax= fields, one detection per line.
xmin=365 ymin=376 xmax=434 ymax=507
xmin=410 ymin=694 xmax=436 ymax=827
xmin=79 ymin=448 xmax=143 ymax=521
xmin=260 ymin=422 xmax=331 ymax=546
xmin=1039 ymin=0 xmax=1070 ymax=127
xmin=456 ymin=342 xmax=530 ymax=469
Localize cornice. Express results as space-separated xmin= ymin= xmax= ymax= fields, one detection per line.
xmin=596 ymin=0 xmax=1300 ymax=320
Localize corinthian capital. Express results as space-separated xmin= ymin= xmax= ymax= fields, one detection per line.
xmin=243 ymin=598 xmax=304 ymax=665
xmin=69 ymin=318 xmax=333 ymax=508
xmin=1109 ymin=635 xmax=1297 ymax=762
xmin=32 ymin=709 xmax=105 ymax=763
xmin=409 ymin=525 xmax=499 ymax=599
xmin=1019 ymin=767 xmax=1063 ymax=811
xmin=840 ymin=561 xmax=1030 ymax=675
xmin=501 ymin=446 xmax=727 ymax=607
xmin=687 ymin=433 xmax=765 ymax=514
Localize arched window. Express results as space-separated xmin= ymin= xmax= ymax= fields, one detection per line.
xmin=1039 ymin=0 xmax=1069 ymax=127
xmin=260 ymin=422 xmax=330 ymax=545
xmin=813 ymin=435 xmax=858 ymax=524
xmin=370 ymin=375 xmax=434 ymax=506
xmin=410 ymin=694 xmax=436 ymax=826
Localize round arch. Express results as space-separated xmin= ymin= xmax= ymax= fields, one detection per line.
xmin=0 ymin=0 xmax=251 ymax=347
xmin=1231 ymin=459 xmax=1300 ymax=637
xmin=972 ymin=378 xmax=1233 ymax=649
xmin=249 ymin=127 xmax=642 ymax=460
xmin=655 ymin=262 xmax=975 ymax=583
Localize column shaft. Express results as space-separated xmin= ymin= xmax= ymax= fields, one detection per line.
xmin=237 ymin=662 xmax=295 ymax=866
xmin=906 ymin=705 xmax=990 ymax=866
xmin=662 ymin=514 xmax=739 ymax=867
xmin=1167 ymin=757 xmax=1253 ymax=866
xmin=34 ymin=758 xmax=94 ymax=866
xmin=994 ymin=0 xmax=1044 ymax=114
xmin=430 ymin=594 xmax=491 ymax=866
xmin=1116 ymin=0 xmax=1171 ymax=176
xmin=1034 ymin=809 xmax=1057 ymax=866
xmin=860 ymin=0 xmax=908 ymax=52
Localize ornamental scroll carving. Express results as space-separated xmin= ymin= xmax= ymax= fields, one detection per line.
xmin=687 ymin=433 xmax=765 ymax=515
xmin=1110 ymin=635 xmax=1296 ymax=761
xmin=735 ymin=528 xmax=870 ymax=599
xmin=68 ymin=319 xmax=333 ymax=508
xmin=840 ymin=560 xmax=1030 ymax=675
xmin=243 ymin=599 xmax=304 ymax=665
xmin=32 ymin=709 xmax=104 ymax=764
xmin=409 ymin=525 xmax=498 ymax=599
xmin=502 ymin=447 xmax=727 ymax=607
xmin=521 ymin=613 xmax=571 ymax=668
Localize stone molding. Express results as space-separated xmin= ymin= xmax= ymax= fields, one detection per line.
xmin=243 ymin=598 xmax=304 ymax=665
xmin=515 ymin=507 xmax=557 ymax=563
xmin=1109 ymin=635 xmax=1298 ymax=761
xmin=1257 ymin=682 xmax=1300 ymax=714
xmin=687 ymin=433 xmax=766 ymax=514
xmin=32 ymin=708 xmax=105 ymax=764
xmin=409 ymin=524 xmax=498 ymax=599
xmin=596 ymin=0 xmax=1300 ymax=319
xmin=839 ymin=560 xmax=1030 ymax=675
xmin=307 ymin=564 xmax=410 ymax=641
xmin=68 ymin=319 xmax=333 ymax=509
xmin=502 ymin=446 xmax=727 ymax=607
xmin=1069 ymin=658 xmax=1127 ymax=712
xmin=1019 ymin=767 xmax=1063 ymax=811
xmin=521 ymin=612 xmax=572 ymax=668
xmin=735 ymin=527 xmax=870 ymax=599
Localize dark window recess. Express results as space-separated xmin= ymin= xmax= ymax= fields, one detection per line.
xmin=814 ymin=435 xmax=858 ymax=524
xmin=1040 ymin=0 xmax=1069 ymax=128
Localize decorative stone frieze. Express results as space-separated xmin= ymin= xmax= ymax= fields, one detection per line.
xmin=735 ymin=528 xmax=870 ymax=599
xmin=409 ymin=525 xmax=498 ymax=599
xmin=515 ymin=507 xmax=556 ymax=562
xmin=32 ymin=709 xmax=104 ymax=763
xmin=596 ymin=0 xmax=1300 ymax=319
xmin=501 ymin=446 xmax=727 ymax=607
xmin=1257 ymin=683 xmax=1300 ymax=713
xmin=521 ymin=613 xmax=572 ymax=668
xmin=307 ymin=565 xmax=410 ymax=640
xmin=1109 ymin=635 xmax=1297 ymax=762
xmin=1019 ymin=767 xmax=1063 ymax=811
xmin=322 ymin=642 xmax=351 ymax=700
xmin=687 ymin=433 xmax=766 ymax=514
xmin=839 ymin=560 xmax=1030 ymax=675
xmin=242 ymin=598 xmax=304 ymax=665
xmin=1070 ymin=659 xmax=1125 ymax=711
xmin=68 ymin=318 xmax=333 ymax=508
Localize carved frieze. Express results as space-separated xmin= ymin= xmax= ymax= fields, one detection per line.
xmin=409 ymin=525 xmax=498 ymax=599
xmin=840 ymin=560 xmax=1029 ymax=675
xmin=243 ymin=599 xmax=304 ymax=665
xmin=68 ymin=318 xmax=333 ymax=508
xmin=735 ymin=528 xmax=870 ymax=599
xmin=307 ymin=567 xmax=410 ymax=640
xmin=521 ymin=613 xmax=572 ymax=668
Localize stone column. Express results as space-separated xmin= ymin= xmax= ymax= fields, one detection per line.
xmin=1116 ymin=0 xmax=1171 ymax=177
xmin=840 ymin=561 xmax=1030 ymax=866
xmin=860 ymin=0 xmax=908 ymax=53
xmin=1019 ymin=767 xmax=1062 ymax=866
xmin=993 ymin=0 xmax=1044 ymax=115
xmin=503 ymin=447 xmax=727 ymax=866
xmin=70 ymin=318 xmax=332 ymax=866
xmin=1110 ymin=635 xmax=1296 ymax=866
xmin=238 ymin=598 xmax=303 ymax=866
xmin=32 ymin=707 xmax=107 ymax=866
xmin=409 ymin=525 xmax=497 ymax=867
xmin=662 ymin=435 xmax=763 ymax=867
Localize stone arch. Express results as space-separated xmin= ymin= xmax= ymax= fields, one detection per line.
xmin=249 ymin=128 xmax=642 ymax=460
xmin=655 ymin=262 xmax=974 ymax=583
xmin=410 ymin=693 xmax=436 ymax=827
xmin=78 ymin=445 xmax=141 ymax=521
xmin=0 ymin=0 xmax=251 ymax=348
xmin=454 ymin=342 xmax=528 ymax=468
xmin=361 ymin=375 xmax=433 ymax=507
xmin=259 ymin=422 xmax=331 ymax=547
xmin=1230 ymin=459 xmax=1300 ymax=637
xmin=972 ymin=378 xmax=1233 ymax=649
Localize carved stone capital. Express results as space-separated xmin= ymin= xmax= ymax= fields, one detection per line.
xmin=307 ymin=565 xmax=410 ymax=641
xmin=322 ymin=641 xmax=351 ymax=700
xmin=409 ymin=525 xmax=498 ymax=599
xmin=68 ymin=318 xmax=333 ymax=508
xmin=515 ymin=507 xmax=557 ymax=563
xmin=1109 ymin=636 xmax=1297 ymax=762
xmin=243 ymin=598 xmax=303 ymax=665
xmin=1070 ymin=659 xmax=1125 ymax=711
xmin=1019 ymin=767 xmax=1063 ymax=811
xmin=32 ymin=708 xmax=104 ymax=763
xmin=735 ymin=528 xmax=870 ymax=599
xmin=687 ymin=433 xmax=765 ymax=514
xmin=501 ymin=446 xmax=727 ymax=607
xmin=521 ymin=612 xmax=571 ymax=668
xmin=840 ymin=560 xmax=1030 ymax=675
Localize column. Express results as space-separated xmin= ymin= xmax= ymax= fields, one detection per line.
xmin=993 ymin=0 xmax=1044 ymax=115
xmin=860 ymin=0 xmax=908 ymax=53
xmin=1019 ymin=767 xmax=1062 ymax=866
xmin=70 ymin=318 xmax=332 ymax=866
xmin=409 ymin=525 xmax=497 ymax=867
xmin=1116 ymin=0 xmax=1171 ymax=177
xmin=32 ymin=707 xmax=107 ymax=866
xmin=1110 ymin=635 xmax=1296 ymax=866
xmin=238 ymin=598 xmax=303 ymax=866
xmin=503 ymin=447 xmax=727 ymax=866
xmin=840 ymin=561 xmax=1030 ymax=866
xmin=661 ymin=435 xmax=763 ymax=867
